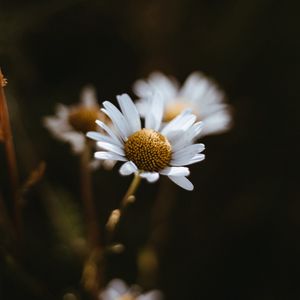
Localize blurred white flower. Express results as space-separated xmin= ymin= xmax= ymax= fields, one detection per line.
xmin=100 ymin=279 xmax=163 ymax=300
xmin=44 ymin=86 xmax=107 ymax=155
xmin=134 ymin=71 xmax=232 ymax=137
xmin=87 ymin=93 xmax=205 ymax=191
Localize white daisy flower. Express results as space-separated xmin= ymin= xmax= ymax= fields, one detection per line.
xmin=100 ymin=279 xmax=163 ymax=300
xmin=134 ymin=71 xmax=232 ymax=137
xmin=87 ymin=93 xmax=205 ymax=191
xmin=44 ymin=86 xmax=108 ymax=155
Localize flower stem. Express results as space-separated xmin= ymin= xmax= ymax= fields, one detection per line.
xmin=80 ymin=142 xmax=99 ymax=248
xmin=0 ymin=69 xmax=22 ymax=238
xmin=106 ymin=172 xmax=142 ymax=233
xmin=121 ymin=172 xmax=142 ymax=208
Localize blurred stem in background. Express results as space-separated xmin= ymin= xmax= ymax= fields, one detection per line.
xmin=80 ymin=142 xmax=103 ymax=299
xmin=80 ymin=142 xmax=99 ymax=248
xmin=0 ymin=69 xmax=22 ymax=240
xmin=137 ymin=178 xmax=177 ymax=289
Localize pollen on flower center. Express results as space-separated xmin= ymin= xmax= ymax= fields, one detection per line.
xmin=124 ymin=129 xmax=172 ymax=172
xmin=164 ymin=99 xmax=198 ymax=122
xmin=68 ymin=106 xmax=102 ymax=133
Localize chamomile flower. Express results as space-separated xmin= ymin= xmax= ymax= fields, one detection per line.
xmin=100 ymin=279 xmax=163 ymax=300
xmin=44 ymin=86 xmax=106 ymax=154
xmin=134 ymin=71 xmax=232 ymax=137
xmin=87 ymin=93 xmax=205 ymax=191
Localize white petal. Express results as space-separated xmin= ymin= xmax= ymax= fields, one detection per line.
xmin=167 ymin=121 xmax=204 ymax=152
xmin=117 ymin=94 xmax=141 ymax=133
xmin=94 ymin=151 xmax=127 ymax=161
xmin=102 ymin=101 xmax=131 ymax=139
xmin=171 ymin=153 xmax=205 ymax=166
xmin=172 ymin=143 xmax=205 ymax=161
xmin=160 ymin=167 xmax=190 ymax=176
xmin=86 ymin=131 xmax=102 ymax=141
xmin=145 ymin=93 xmax=164 ymax=131
xmin=168 ymin=176 xmax=194 ymax=191
xmin=95 ymin=120 xmax=123 ymax=146
xmin=119 ymin=161 xmax=138 ymax=175
xmin=97 ymin=141 xmax=124 ymax=156
xmin=140 ymin=172 xmax=160 ymax=182
xmin=161 ymin=109 xmax=196 ymax=137
xmin=186 ymin=154 xmax=205 ymax=165
xmin=87 ymin=131 xmax=122 ymax=147
xmin=185 ymin=122 xmax=204 ymax=142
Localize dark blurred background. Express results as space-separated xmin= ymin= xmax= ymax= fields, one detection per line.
xmin=0 ymin=0 xmax=299 ymax=299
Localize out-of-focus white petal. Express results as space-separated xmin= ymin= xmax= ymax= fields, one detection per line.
xmin=100 ymin=279 xmax=128 ymax=300
xmin=102 ymin=159 xmax=117 ymax=170
xmin=119 ymin=161 xmax=138 ymax=175
xmin=55 ymin=104 xmax=69 ymax=119
xmin=138 ymin=290 xmax=164 ymax=300
xmin=80 ymin=85 xmax=98 ymax=107
xmin=135 ymin=71 xmax=232 ymax=137
xmin=168 ymin=176 xmax=194 ymax=191
xmin=43 ymin=117 xmax=72 ymax=135
xmin=133 ymin=80 xmax=153 ymax=98
xmin=117 ymin=93 xmax=141 ymax=133
xmin=200 ymin=111 xmax=232 ymax=137
xmin=107 ymin=279 xmax=128 ymax=295
xmin=61 ymin=132 xmax=85 ymax=154
xmin=148 ymin=72 xmax=179 ymax=101
xmin=140 ymin=172 xmax=160 ymax=182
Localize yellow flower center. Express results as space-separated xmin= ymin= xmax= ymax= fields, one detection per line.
xmin=68 ymin=106 xmax=103 ymax=133
xmin=124 ymin=129 xmax=172 ymax=172
xmin=163 ymin=99 xmax=199 ymax=122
